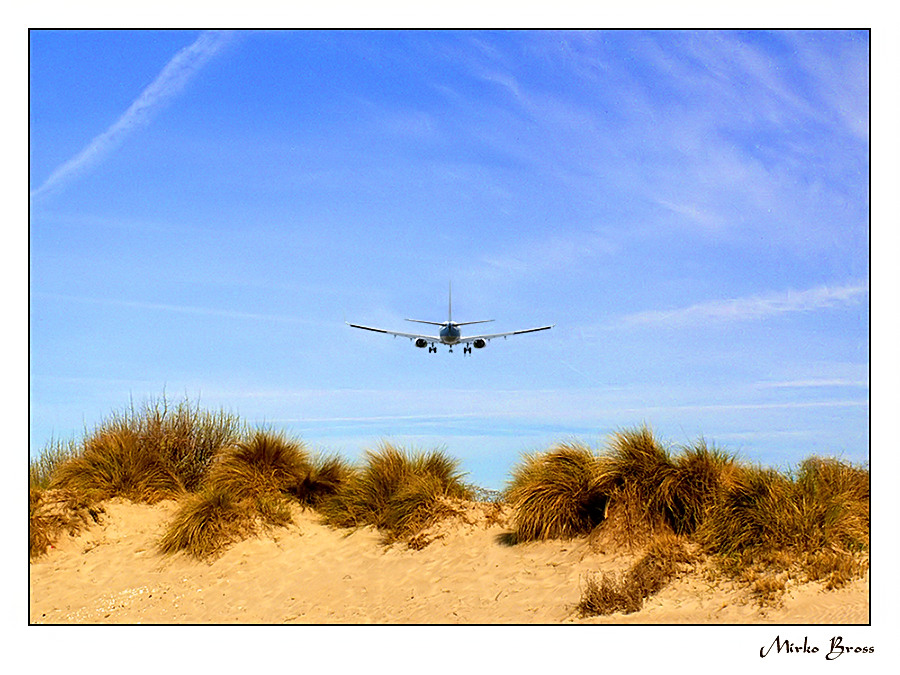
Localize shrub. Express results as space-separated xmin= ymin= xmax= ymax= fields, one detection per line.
xmin=505 ymin=442 xmax=606 ymax=542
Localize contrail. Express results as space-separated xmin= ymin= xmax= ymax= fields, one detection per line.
xmin=31 ymin=30 xmax=234 ymax=202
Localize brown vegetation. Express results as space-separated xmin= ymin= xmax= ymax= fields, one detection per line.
xmin=504 ymin=442 xmax=606 ymax=542
xmin=319 ymin=443 xmax=472 ymax=543
xmin=578 ymin=534 xmax=696 ymax=616
xmin=503 ymin=426 xmax=869 ymax=616
xmin=30 ymin=398 xmax=869 ymax=611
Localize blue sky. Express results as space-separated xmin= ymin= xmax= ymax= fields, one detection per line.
xmin=29 ymin=29 xmax=869 ymax=489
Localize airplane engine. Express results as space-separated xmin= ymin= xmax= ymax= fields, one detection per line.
xmin=415 ymin=338 xmax=428 ymax=348
xmin=473 ymin=339 xmax=486 ymax=349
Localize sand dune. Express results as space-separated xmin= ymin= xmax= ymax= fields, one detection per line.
xmin=29 ymin=498 xmax=869 ymax=625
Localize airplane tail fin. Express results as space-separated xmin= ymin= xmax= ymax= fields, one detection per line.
xmin=448 ymin=282 xmax=493 ymax=325
xmin=404 ymin=284 xmax=492 ymax=326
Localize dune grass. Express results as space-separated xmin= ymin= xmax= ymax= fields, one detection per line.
xmin=159 ymin=429 xmax=354 ymax=559
xmin=158 ymin=486 xmax=256 ymax=560
xmin=504 ymin=442 xmax=607 ymax=542
xmin=29 ymin=437 xmax=80 ymax=492
xmin=29 ymin=488 xmax=104 ymax=558
xmin=136 ymin=397 xmax=245 ymax=492
xmin=578 ymin=534 xmax=695 ymax=616
xmin=319 ymin=443 xmax=472 ymax=543
xmin=31 ymin=397 xmax=868 ymax=606
xmin=50 ymin=427 xmax=184 ymax=503
xmin=42 ymin=395 xmax=243 ymax=503
xmin=501 ymin=426 xmax=869 ymax=615
xmin=696 ymin=456 xmax=869 ymax=590
xmin=205 ymin=428 xmax=311 ymax=501
xmin=661 ymin=440 xmax=739 ymax=535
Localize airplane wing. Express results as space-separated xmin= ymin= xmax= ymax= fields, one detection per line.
xmin=462 ymin=325 xmax=554 ymax=344
xmin=346 ymin=322 xmax=440 ymax=342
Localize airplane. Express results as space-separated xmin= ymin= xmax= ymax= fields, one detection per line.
xmin=346 ymin=284 xmax=554 ymax=354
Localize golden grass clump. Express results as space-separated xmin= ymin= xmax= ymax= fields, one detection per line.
xmin=29 ymin=437 xmax=80 ymax=492
xmin=290 ymin=454 xmax=354 ymax=507
xmin=583 ymin=427 xmax=677 ymax=548
xmin=160 ymin=429 xmax=308 ymax=559
xmin=320 ymin=443 xmax=471 ymax=542
xmin=205 ymin=428 xmax=312 ymax=501
xmin=697 ymin=457 xmax=869 ymax=590
xmin=50 ymin=427 xmax=184 ymax=504
xmin=38 ymin=395 xmax=243 ymax=504
xmin=158 ymin=487 xmax=255 ymax=560
xmin=591 ymin=429 xmax=738 ymax=547
xmin=135 ymin=397 xmax=244 ymax=492
xmin=791 ymin=457 xmax=869 ymax=553
xmin=505 ymin=442 xmax=607 ymax=542
xmin=660 ymin=440 xmax=739 ymax=535
xmin=159 ymin=430 xmax=355 ymax=559
xmin=696 ymin=464 xmax=798 ymax=557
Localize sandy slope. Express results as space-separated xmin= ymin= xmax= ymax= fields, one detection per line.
xmin=29 ymin=498 xmax=869 ymax=625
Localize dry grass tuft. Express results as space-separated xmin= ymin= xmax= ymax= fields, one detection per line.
xmin=50 ymin=428 xmax=184 ymax=503
xmin=135 ymin=397 xmax=244 ymax=491
xmin=29 ymin=438 xmax=80 ymax=492
xmin=158 ymin=487 xmax=256 ymax=560
xmin=697 ymin=457 xmax=869 ymax=597
xmin=290 ymin=454 xmax=354 ymax=507
xmin=29 ymin=488 xmax=104 ymax=559
xmin=160 ymin=429 xmax=318 ymax=559
xmin=36 ymin=395 xmax=243 ymax=505
xmin=505 ymin=442 xmax=607 ymax=542
xmin=596 ymin=426 xmax=676 ymax=525
xmin=587 ymin=427 xmax=678 ymax=549
xmin=320 ymin=443 xmax=471 ymax=543
xmin=578 ymin=534 xmax=695 ymax=616
xmin=206 ymin=428 xmax=311 ymax=501
xmin=662 ymin=440 xmax=739 ymax=535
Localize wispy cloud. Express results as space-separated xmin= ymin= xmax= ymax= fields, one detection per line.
xmin=613 ymin=281 xmax=869 ymax=329
xmin=757 ymin=378 xmax=869 ymax=389
xmin=35 ymin=292 xmax=308 ymax=325
xmin=31 ymin=30 xmax=234 ymax=202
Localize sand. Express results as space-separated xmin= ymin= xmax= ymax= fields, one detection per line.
xmin=29 ymin=498 xmax=869 ymax=625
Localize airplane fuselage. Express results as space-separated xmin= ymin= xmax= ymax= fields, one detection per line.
xmin=439 ymin=322 xmax=462 ymax=345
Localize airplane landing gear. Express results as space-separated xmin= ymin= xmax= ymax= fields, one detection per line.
xmin=463 ymin=346 xmax=472 ymax=355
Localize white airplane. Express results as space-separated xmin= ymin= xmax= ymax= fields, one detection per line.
xmin=347 ymin=285 xmax=554 ymax=354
